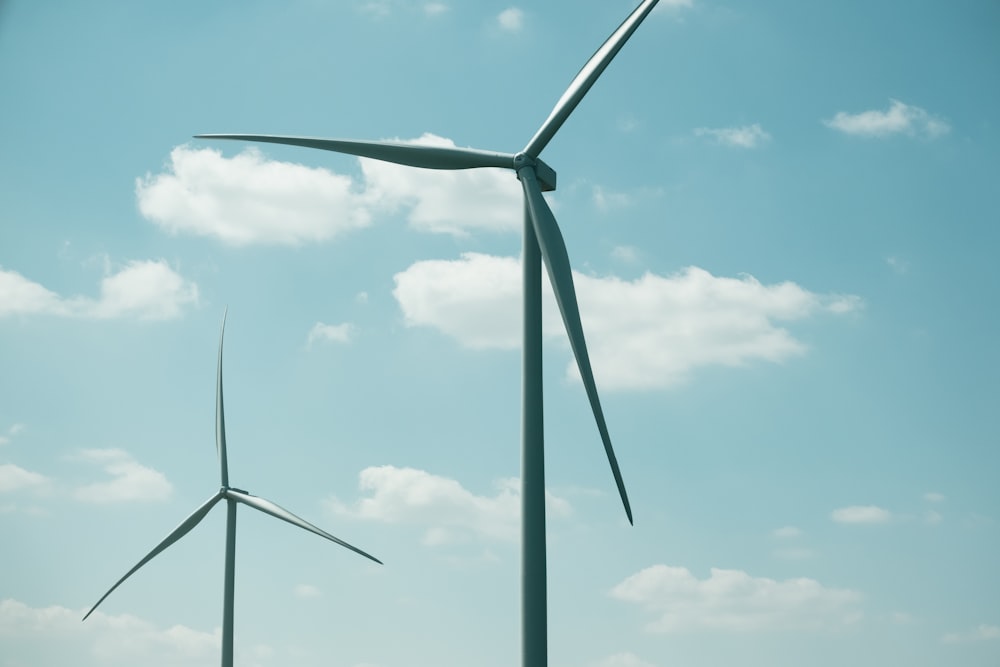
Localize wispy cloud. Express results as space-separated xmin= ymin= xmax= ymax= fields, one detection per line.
xmin=694 ymin=124 xmax=771 ymax=148
xmin=942 ymin=624 xmax=1000 ymax=643
xmin=293 ymin=584 xmax=322 ymax=599
xmin=611 ymin=564 xmax=862 ymax=633
xmin=307 ymin=322 xmax=355 ymax=346
xmin=393 ymin=254 xmax=861 ymax=390
xmin=497 ymin=7 xmax=524 ymax=31
xmin=924 ymin=491 xmax=945 ymax=503
xmin=0 ymin=423 xmax=25 ymax=447
xmin=327 ymin=465 xmax=569 ymax=545
xmin=0 ymin=463 xmax=49 ymax=494
xmin=831 ymin=505 xmax=891 ymax=524
xmin=772 ymin=525 xmax=802 ymax=538
xmin=594 ymin=653 xmax=657 ymax=667
xmin=73 ymin=449 xmax=172 ymax=504
xmin=824 ymin=99 xmax=950 ymax=138
xmin=0 ymin=598 xmax=219 ymax=666
xmin=423 ymin=3 xmax=448 ymax=16
xmin=0 ymin=260 xmax=197 ymax=320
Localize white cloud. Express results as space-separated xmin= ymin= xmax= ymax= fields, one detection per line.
xmin=772 ymin=525 xmax=802 ymax=539
xmin=293 ymin=584 xmax=322 ymax=599
xmin=393 ymin=254 xmax=861 ymax=390
xmin=0 ymin=260 xmax=197 ymax=320
xmin=924 ymin=510 xmax=943 ymax=525
xmin=0 ymin=463 xmax=49 ymax=493
xmin=830 ymin=505 xmax=891 ymax=524
xmin=824 ymin=99 xmax=950 ymax=138
xmin=0 ymin=423 xmax=25 ymax=446
xmin=498 ymin=7 xmax=524 ymax=31
xmin=924 ymin=491 xmax=945 ymax=503
xmin=694 ymin=124 xmax=771 ymax=148
xmin=611 ymin=564 xmax=862 ymax=633
xmin=137 ymin=146 xmax=371 ymax=246
xmin=594 ymin=652 xmax=656 ymax=667
xmin=73 ymin=449 xmax=173 ymax=504
xmin=654 ymin=0 xmax=694 ymax=11
xmin=886 ymin=255 xmax=910 ymax=275
xmin=0 ymin=599 xmax=219 ymax=667
xmin=327 ymin=465 xmax=570 ymax=545
xmin=424 ymin=2 xmax=447 ymax=15
xmin=611 ymin=245 xmax=640 ymax=264
xmin=942 ymin=624 xmax=1000 ymax=643
xmin=592 ymin=185 xmax=634 ymax=211
xmin=358 ymin=134 xmax=521 ymax=236
xmin=307 ymin=322 xmax=355 ymax=346
xmin=138 ymin=137 xmax=521 ymax=243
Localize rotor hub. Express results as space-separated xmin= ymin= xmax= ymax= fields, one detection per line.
xmin=513 ymin=152 xmax=557 ymax=192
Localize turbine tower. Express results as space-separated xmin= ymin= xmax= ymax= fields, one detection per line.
xmin=84 ymin=311 xmax=381 ymax=667
xmin=198 ymin=2 xmax=660 ymax=664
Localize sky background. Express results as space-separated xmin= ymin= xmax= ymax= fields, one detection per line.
xmin=1 ymin=1 xmax=998 ymax=666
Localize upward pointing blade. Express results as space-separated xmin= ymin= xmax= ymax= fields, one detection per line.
xmin=82 ymin=492 xmax=224 ymax=621
xmin=523 ymin=0 xmax=661 ymax=158
xmin=518 ymin=168 xmax=633 ymax=524
xmin=196 ymin=135 xmax=516 ymax=171
xmin=226 ymin=489 xmax=383 ymax=565
xmin=217 ymin=309 xmax=229 ymax=489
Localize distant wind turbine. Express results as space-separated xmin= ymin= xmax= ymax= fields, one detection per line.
xmin=198 ymin=1 xmax=660 ymax=664
xmin=83 ymin=311 xmax=381 ymax=667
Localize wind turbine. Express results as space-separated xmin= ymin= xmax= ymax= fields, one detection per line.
xmin=198 ymin=1 xmax=660 ymax=664
xmin=83 ymin=311 xmax=381 ymax=667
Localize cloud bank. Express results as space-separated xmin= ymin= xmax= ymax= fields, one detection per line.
xmin=393 ymin=253 xmax=861 ymax=390
xmin=327 ymin=465 xmax=569 ymax=545
xmin=0 ymin=260 xmax=197 ymax=320
xmin=611 ymin=564 xmax=862 ymax=633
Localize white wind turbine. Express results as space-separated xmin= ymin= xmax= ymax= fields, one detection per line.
xmin=83 ymin=311 xmax=381 ymax=667
xmin=198 ymin=1 xmax=660 ymax=664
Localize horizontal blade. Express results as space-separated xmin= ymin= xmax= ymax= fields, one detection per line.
xmin=519 ymin=168 xmax=633 ymax=524
xmin=226 ymin=489 xmax=382 ymax=565
xmin=523 ymin=0 xmax=660 ymax=158
xmin=196 ymin=134 xmax=516 ymax=171
xmin=83 ymin=492 xmax=223 ymax=621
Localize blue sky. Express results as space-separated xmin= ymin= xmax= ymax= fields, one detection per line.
xmin=1 ymin=1 xmax=998 ymax=666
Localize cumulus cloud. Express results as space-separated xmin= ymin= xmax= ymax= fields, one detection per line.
xmin=824 ymin=99 xmax=950 ymax=138
xmin=830 ymin=505 xmax=891 ymax=524
xmin=0 ymin=599 xmax=219 ymax=667
xmin=0 ymin=260 xmax=198 ymax=320
xmin=73 ymin=449 xmax=173 ymax=504
xmin=694 ymin=124 xmax=771 ymax=148
xmin=611 ymin=564 xmax=862 ymax=633
xmin=307 ymin=322 xmax=355 ymax=346
xmin=326 ymin=465 xmax=570 ymax=545
xmin=942 ymin=624 xmax=1000 ymax=643
xmin=393 ymin=254 xmax=861 ymax=390
xmin=137 ymin=146 xmax=371 ymax=246
xmin=497 ymin=8 xmax=524 ymax=31
xmin=0 ymin=463 xmax=49 ymax=493
xmin=137 ymin=137 xmax=521 ymax=244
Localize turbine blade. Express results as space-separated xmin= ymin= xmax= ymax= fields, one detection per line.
xmin=523 ymin=0 xmax=660 ymax=158
xmin=195 ymin=134 xmax=516 ymax=171
xmin=217 ymin=308 xmax=229 ymax=488
xmin=82 ymin=492 xmax=223 ymax=621
xmin=226 ymin=489 xmax=382 ymax=565
xmin=519 ymin=169 xmax=633 ymax=524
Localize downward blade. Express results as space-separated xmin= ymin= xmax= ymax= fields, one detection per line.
xmin=519 ymin=170 xmax=633 ymax=524
xmin=82 ymin=492 xmax=223 ymax=621
xmin=523 ymin=0 xmax=661 ymax=158
xmin=196 ymin=135 xmax=516 ymax=171
xmin=226 ymin=489 xmax=382 ymax=565
xmin=217 ymin=308 xmax=229 ymax=488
